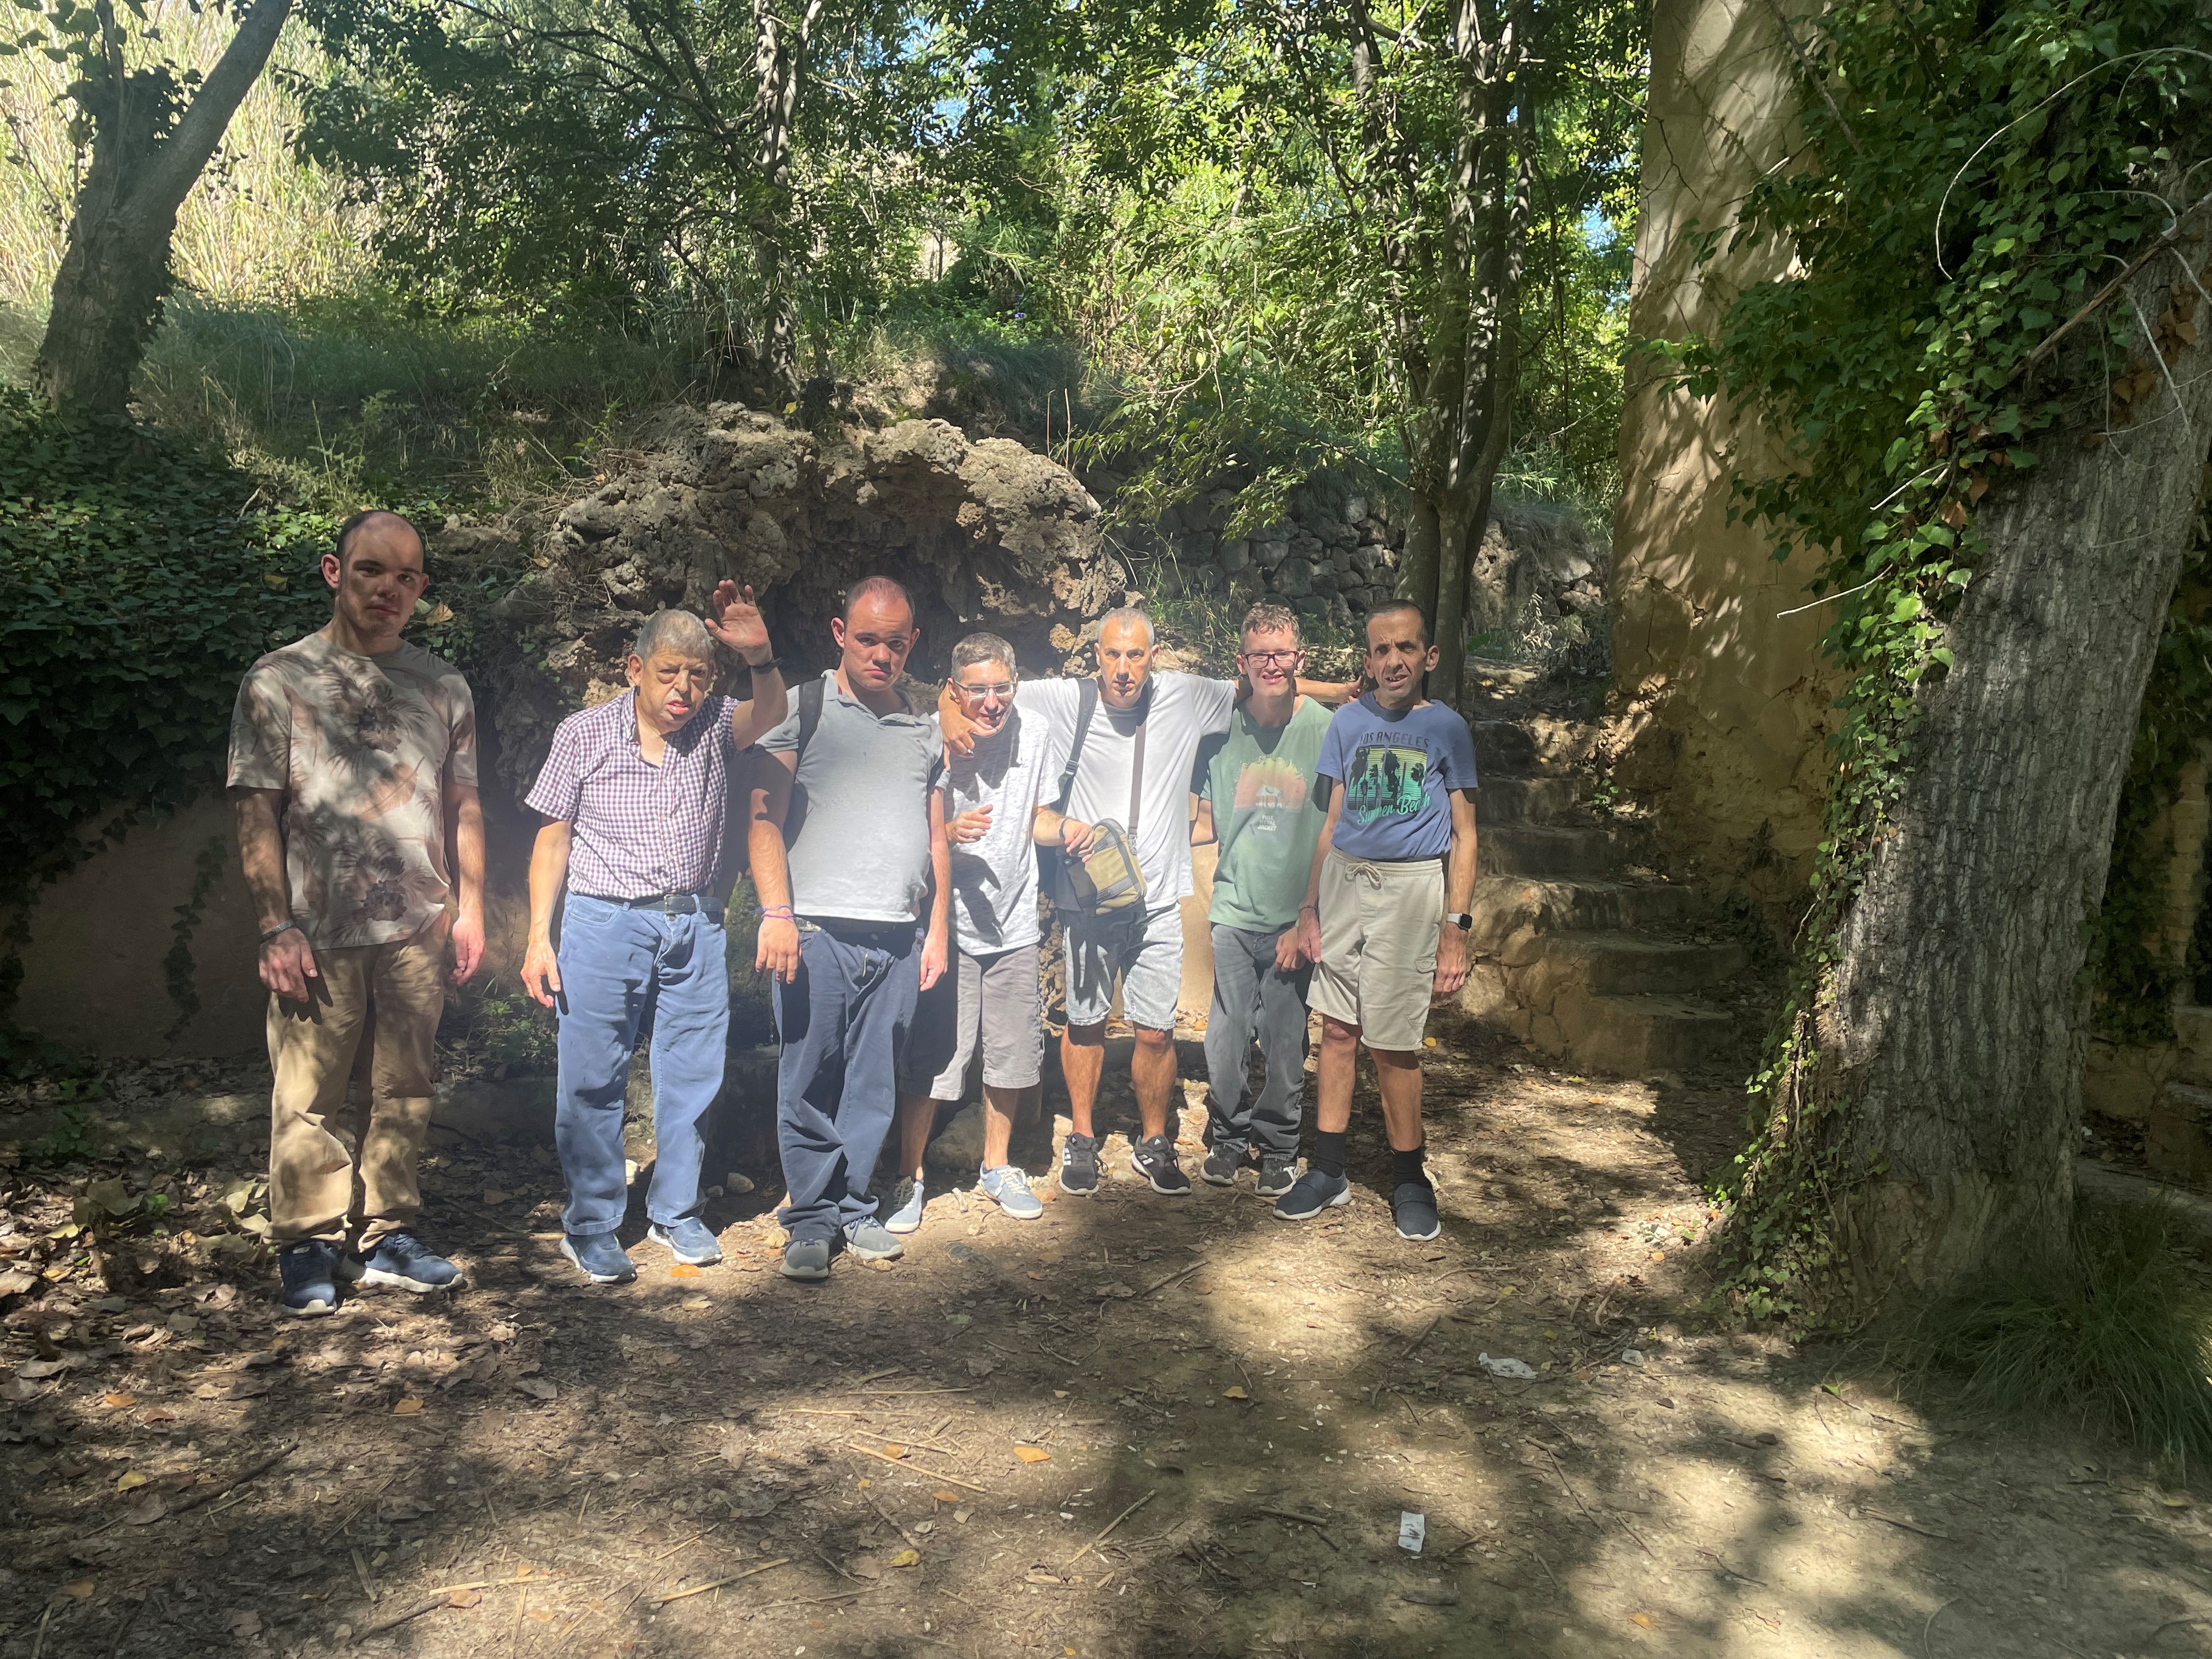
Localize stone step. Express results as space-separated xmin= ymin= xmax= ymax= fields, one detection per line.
xmin=1471 ymin=719 xmax=1540 ymax=776
xmin=1477 ymin=776 xmax=1584 ymax=826
xmin=1480 ymin=824 xmax=1622 ymax=879
xmin=1546 ymin=991 xmax=1743 ymax=1079
xmin=1541 ymin=930 xmax=1750 ymax=997
xmin=1468 ymin=876 xmax=1701 ymax=953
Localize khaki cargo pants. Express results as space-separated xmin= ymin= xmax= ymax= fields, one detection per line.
xmin=267 ymin=930 xmax=445 ymax=1247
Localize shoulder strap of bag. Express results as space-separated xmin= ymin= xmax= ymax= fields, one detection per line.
xmin=1127 ymin=697 xmax=1147 ymax=839
xmin=795 ymin=674 xmax=826 ymax=768
xmin=1053 ymin=678 xmax=1099 ymax=812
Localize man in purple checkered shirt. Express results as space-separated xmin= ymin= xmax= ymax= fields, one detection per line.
xmin=521 ymin=584 xmax=786 ymax=1285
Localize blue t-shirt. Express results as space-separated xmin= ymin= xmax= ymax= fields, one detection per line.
xmin=1316 ymin=695 xmax=1479 ymax=861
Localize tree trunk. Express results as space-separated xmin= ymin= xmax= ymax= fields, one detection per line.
xmin=751 ymin=0 xmax=821 ymax=412
xmin=1399 ymin=492 xmax=1444 ymax=621
xmin=1430 ymin=487 xmax=1481 ymax=704
xmin=36 ymin=0 xmax=292 ymax=412
xmin=1793 ymin=253 xmax=2212 ymax=1301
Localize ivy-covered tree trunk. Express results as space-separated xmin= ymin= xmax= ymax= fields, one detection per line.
xmin=36 ymin=0 xmax=292 ymax=413
xmin=1788 ymin=259 xmax=2212 ymax=1299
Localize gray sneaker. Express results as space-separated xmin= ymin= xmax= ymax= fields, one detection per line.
xmin=977 ymin=1164 xmax=1043 ymax=1220
xmin=1257 ymin=1155 xmax=1297 ymax=1199
xmin=843 ymin=1218 xmax=905 ymax=1261
xmin=781 ymin=1237 xmax=832 ymax=1280
xmin=882 ymin=1176 xmax=926 ymax=1234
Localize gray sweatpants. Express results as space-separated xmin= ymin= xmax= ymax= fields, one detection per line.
xmin=1203 ymin=923 xmax=1313 ymax=1159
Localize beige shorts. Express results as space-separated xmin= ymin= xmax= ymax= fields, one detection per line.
xmin=1306 ymin=851 xmax=1444 ymax=1052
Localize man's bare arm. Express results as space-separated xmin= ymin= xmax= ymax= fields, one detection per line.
xmin=444 ymin=776 xmax=486 ymax=984
xmin=920 ymin=785 xmax=951 ymax=992
xmin=729 ymin=664 xmax=788 ymax=749
xmin=1295 ymin=781 xmax=1344 ymax=964
xmin=233 ymin=788 xmax=318 ymax=1002
xmin=1435 ymin=788 xmax=1479 ymax=997
xmin=521 ymin=820 xmax=572 ymax=1007
xmin=749 ymin=752 xmax=801 ymax=983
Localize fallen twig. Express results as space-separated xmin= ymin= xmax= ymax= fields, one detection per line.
xmin=1400 ymin=1314 xmax=1441 ymax=1361
xmin=846 ymin=1441 xmax=996 ymax=1494
xmin=647 ymin=1528 xmax=716 ymax=1564
xmin=651 ymin=1559 xmax=792 ymax=1605
xmin=1697 ymin=1547 xmax=1765 ymax=1587
xmin=1062 ymin=1490 xmax=1154 ymax=1569
xmin=1861 ymin=1506 xmax=1950 ymax=1542
xmin=1138 ymin=1261 xmax=1204 ymax=1297
xmin=2145 ymin=1614 xmax=2210 ymax=1645
xmin=352 ymin=1585 xmax=493 ymax=1641
xmin=849 ymin=1469 xmax=923 ymax=1548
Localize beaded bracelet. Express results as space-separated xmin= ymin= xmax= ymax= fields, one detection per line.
xmin=760 ymin=906 xmax=795 ymax=921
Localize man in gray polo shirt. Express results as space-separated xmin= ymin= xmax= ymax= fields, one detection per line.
xmin=749 ymin=577 xmax=951 ymax=1281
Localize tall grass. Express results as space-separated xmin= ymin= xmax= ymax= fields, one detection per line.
xmin=1908 ymin=1195 xmax=2212 ymax=1470
xmin=0 ymin=3 xmax=365 ymax=308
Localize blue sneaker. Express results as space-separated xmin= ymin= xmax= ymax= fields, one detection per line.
xmin=560 ymin=1232 xmax=637 ymax=1285
xmin=882 ymin=1176 xmax=926 ymax=1234
xmin=1273 ymin=1166 xmax=1351 ymax=1221
xmin=278 ymin=1239 xmax=340 ymax=1316
xmin=977 ymin=1165 xmax=1043 ymax=1220
xmin=648 ymin=1217 xmax=724 ymax=1265
xmin=357 ymin=1229 xmax=461 ymax=1293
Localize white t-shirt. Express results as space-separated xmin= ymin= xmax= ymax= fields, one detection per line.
xmin=1024 ymin=672 xmax=1238 ymax=907
xmin=935 ymin=708 xmax=1063 ymax=955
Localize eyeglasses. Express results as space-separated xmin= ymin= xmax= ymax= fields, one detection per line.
xmin=1239 ymin=648 xmax=1302 ymax=667
xmin=952 ymin=680 xmax=1017 ymax=700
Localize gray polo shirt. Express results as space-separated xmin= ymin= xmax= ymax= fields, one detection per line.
xmin=760 ymin=670 xmax=944 ymax=926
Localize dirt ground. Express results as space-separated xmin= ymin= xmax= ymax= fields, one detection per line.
xmin=4 ymin=1020 xmax=2211 ymax=1659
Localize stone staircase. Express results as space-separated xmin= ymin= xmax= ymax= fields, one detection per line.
xmin=1454 ymin=673 xmax=1769 ymax=1081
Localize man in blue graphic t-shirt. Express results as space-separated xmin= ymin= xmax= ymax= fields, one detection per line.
xmin=1280 ymin=601 xmax=1479 ymax=1244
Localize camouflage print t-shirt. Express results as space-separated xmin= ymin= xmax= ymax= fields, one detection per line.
xmin=227 ymin=631 xmax=478 ymax=949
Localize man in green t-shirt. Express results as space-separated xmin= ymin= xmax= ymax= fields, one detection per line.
xmin=1193 ymin=602 xmax=1336 ymax=1197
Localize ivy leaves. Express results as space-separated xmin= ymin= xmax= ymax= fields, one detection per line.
xmin=0 ymin=388 xmax=331 ymax=949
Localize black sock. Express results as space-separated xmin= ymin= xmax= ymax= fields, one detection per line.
xmin=1392 ymin=1144 xmax=1427 ymax=1187
xmin=1312 ymin=1131 xmax=1348 ymax=1178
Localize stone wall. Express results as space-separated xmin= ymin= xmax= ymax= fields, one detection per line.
xmin=1114 ymin=478 xmax=1605 ymax=639
xmin=1605 ymin=0 xmax=1839 ymax=912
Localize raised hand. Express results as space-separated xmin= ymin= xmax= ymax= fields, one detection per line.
xmin=704 ymin=580 xmax=773 ymax=664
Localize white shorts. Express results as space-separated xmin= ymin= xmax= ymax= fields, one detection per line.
xmin=1064 ymin=904 xmax=1184 ymax=1031
xmin=1306 ymin=851 xmax=1444 ymax=1052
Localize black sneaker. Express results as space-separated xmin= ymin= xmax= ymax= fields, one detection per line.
xmin=278 ymin=1239 xmax=340 ymax=1316
xmin=1059 ymin=1132 xmax=1101 ymax=1195
xmin=1200 ymin=1144 xmax=1244 ymax=1187
xmin=1392 ymin=1180 xmax=1442 ymax=1242
xmin=1256 ymin=1155 xmax=1297 ymax=1199
xmin=1131 ymin=1135 xmax=1191 ymax=1196
xmin=1273 ymin=1166 xmax=1350 ymax=1221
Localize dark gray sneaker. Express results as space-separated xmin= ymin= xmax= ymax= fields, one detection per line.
xmin=842 ymin=1219 xmax=904 ymax=1261
xmin=1131 ymin=1135 xmax=1191 ymax=1196
xmin=1200 ymin=1144 xmax=1244 ymax=1187
xmin=1256 ymin=1155 xmax=1298 ymax=1199
xmin=1392 ymin=1180 xmax=1442 ymax=1242
xmin=1059 ymin=1132 xmax=1101 ymax=1195
xmin=1274 ymin=1166 xmax=1351 ymax=1221
xmin=278 ymin=1239 xmax=341 ymax=1316
xmin=781 ymin=1237 xmax=832 ymax=1280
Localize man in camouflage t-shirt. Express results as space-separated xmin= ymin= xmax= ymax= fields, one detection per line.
xmin=228 ymin=511 xmax=486 ymax=1314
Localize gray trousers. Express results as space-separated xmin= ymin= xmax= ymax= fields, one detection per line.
xmin=1203 ymin=923 xmax=1313 ymax=1158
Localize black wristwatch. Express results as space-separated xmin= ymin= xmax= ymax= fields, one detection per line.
xmin=1445 ymin=912 xmax=1474 ymax=931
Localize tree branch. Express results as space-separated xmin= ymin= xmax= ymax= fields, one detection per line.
xmin=134 ymin=0 xmax=293 ymax=218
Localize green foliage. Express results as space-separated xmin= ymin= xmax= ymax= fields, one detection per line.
xmin=160 ymin=838 xmax=232 ymax=1041
xmin=1676 ymin=1 xmax=2212 ymax=1314
xmin=1907 ymin=1197 xmax=2212 ymax=1469
xmin=0 ymin=385 xmax=332 ymax=937
xmin=29 ymin=1097 xmax=98 ymax=1163
xmin=2090 ymin=552 xmax=2212 ymax=1043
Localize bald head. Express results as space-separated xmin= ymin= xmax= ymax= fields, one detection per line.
xmin=334 ymin=510 xmax=424 ymax=572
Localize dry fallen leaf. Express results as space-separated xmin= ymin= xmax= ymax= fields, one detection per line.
xmin=62 ymin=1579 xmax=95 ymax=1599
xmin=889 ymin=1549 xmax=920 ymax=1568
xmin=100 ymin=1392 xmax=135 ymax=1409
xmin=448 ymin=1588 xmax=483 ymax=1609
xmin=932 ymin=1488 xmax=961 ymax=1503
xmin=115 ymin=1471 xmax=148 ymax=1492
xmin=392 ymin=1397 xmax=425 ymax=1416
xmin=1014 ymin=1446 xmax=1051 ymax=1464
xmin=124 ymin=1493 xmax=167 ymax=1525
xmin=1221 ymin=1387 xmax=1249 ymax=1401
xmin=483 ymin=1189 xmax=512 ymax=1205
xmin=1631 ymin=1612 xmax=1655 ymax=1629
xmin=877 ymin=1443 xmax=907 ymax=1459
xmin=515 ymin=1378 xmax=558 ymax=1402
xmin=669 ymin=1263 xmax=702 ymax=1278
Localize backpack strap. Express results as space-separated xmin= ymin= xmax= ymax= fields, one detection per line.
xmin=1053 ymin=678 xmax=1099 ymax=812
xmin=795 ymin=674 xmax=826 ymax=769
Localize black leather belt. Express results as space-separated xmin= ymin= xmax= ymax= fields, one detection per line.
xmin=583 ymin=891 xmax=715 ymax=914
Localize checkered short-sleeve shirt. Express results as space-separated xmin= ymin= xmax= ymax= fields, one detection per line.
xmin=526 ymin=691 xmax=740 ymax=899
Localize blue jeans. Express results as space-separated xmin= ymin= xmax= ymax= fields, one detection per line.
xmin=554 ymin=894 xmax=729 ymax=1235
xmin=774 ymin=923 xmax=921 ymax=1242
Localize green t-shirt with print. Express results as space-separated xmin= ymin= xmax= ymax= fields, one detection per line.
xmin=1195 ymin=696 xmax=1334 ymax=934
